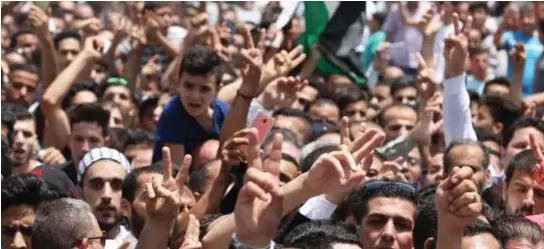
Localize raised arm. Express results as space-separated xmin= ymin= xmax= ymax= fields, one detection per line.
xmin=28 ymin=5 xmax=59 ymax=91
xmin=442 ymin=14 xmax=477 ymax=146
xmin=509 ymin=43 xmax=525 ymax=107
xmin=40 ymin=36 xmax=103 ymax=149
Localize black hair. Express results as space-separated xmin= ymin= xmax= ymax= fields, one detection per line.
xmin=300 ymin=145 xmax=340 ymax=173
xmin=53 ymin=30 xmax=82 ymax=49
xmin=62 ymin=82 xmax=99 ymax=110
xmin=67 ymin=103 xmax=110 ymax=137
xmin=483 ymin=77 xmax=511 ymax=95
xmin=482 ymin=181 xmax=503 ymax=211
xmin=492 ymin=216 xmax=544 ymax=246
xmin=199 ymin=214 xmax=222 ymax=240
xmin=283 ymin=220 xmax=361 ymax=249
xmin=262 ymin=127 xmax=302 ymax=150
xmin=463 ymin=218 xmax=499 ymax=238
xmin=505 ymin=117 xmax=544 ymax=146
xmin=1 ymin=136 xmax=13 ymax=178
xmin=372 ymin=12 xmax=387 ymax=27
xmin=443 ymin=139 xmax=490 ymax=175
xmin=308 ymin=77 xmax=331 ymax=99
xmin=389 ymin=75 xmax=417 ymax=97
xmin=475 ymin=127 xmax=503 ymax=146
xmin=469 ymin=46 xmax=488 ymax=57
xmin=123 ymin=130 xmax=154 ymax=151
xmin=138 ymin=95 xmax=159 ymax=121
xmin=468 ymin=90 xmax=481 ymax=104
xmin=188 ymin=159 xmax=220 ymax=194
xmin=504 ymin=150 xmax=535 ymax=185
xmin=413 ymin=186 xmax=438 ymax=249
xmin=107 ymin=127 xmax=128 ymax=152
xmin=179 ymin=45 xmax=222 ymax=85
xmin=9 ymin=29 xmax=35 ymax=49
xmin=469 ymin=2 xmax=489 ymax=13
xmin=376 ymin=103 xmax=418 ymax=127
xmin=1 ymin=174 xmax=64 ymax=212
xmin=479 ymin=95 xmax=521 ymax=142
xmin=9 ymin=63 xmax=39 ymax=76
xmin=143 ymin=1 xmax=170 ymax=12
xmin=272 ymin=107 xmax=313 ymax=143
xmin=351 ymin=180 xmax=417 ymax=223
xmin=334 ymin=84 xmax=368 ymax=112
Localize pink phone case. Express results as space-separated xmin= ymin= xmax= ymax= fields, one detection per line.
xmin=240 ymin=111 xmax=275 ymax=152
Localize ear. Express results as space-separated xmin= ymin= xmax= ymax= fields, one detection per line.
xmin=424 ymin=237 xmax=435 ymax=249
xmin=121 ymin=199 xmax=132 ymax=219
xmin=501 ymin=181 xmax=507 ymax=201
xmin=104 ymin=136 xmax=111 ymax=147
xmin=79 ymin=238 xmax=89 ymax=249
xmin=344 ymin=215 xmax=357 ymax=226
xmin=485 ymin=168 xmax=492 ymax=185
xmin=493 ymin=122 xmax=503 ymax=136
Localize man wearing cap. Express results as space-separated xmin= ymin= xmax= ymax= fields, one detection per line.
xmin=78 ymin=147 xmax=137 ymax=249
xmin=100 ymin=76 xmax=137 ymax=119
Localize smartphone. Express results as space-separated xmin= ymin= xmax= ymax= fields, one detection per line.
xmin=240 ymin=111 xmax=276 ymax=152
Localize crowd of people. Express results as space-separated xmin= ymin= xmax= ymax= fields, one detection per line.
xmin=1 ymin=1 xmax=544 ymax=249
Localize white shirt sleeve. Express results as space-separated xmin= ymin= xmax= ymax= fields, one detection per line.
xmin=442 ymin=73 xmax=477 ymax=147
xmin=298 ymin=197 xmax=338 ymax=220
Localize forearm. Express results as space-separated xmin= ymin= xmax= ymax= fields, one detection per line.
xmin=39 ymin=110 xmax=70 ymax=150
xmin=218 ymin=95 xmax=252 ymax=147
xmin=103 ymin=35 xmax=124 ymax=75
xmin=442 ymin=73 xmax=477 ymax=146
xmin=509 ymin=66 xmax=524 ymax=107
xmin=201 ymin=214 xmax=235 ymax=249
xmin=38 ymin=34 xmax=60 ymax=91
xmin=135 ymin=220 xmax=173 ymax=249
xmin=156 ymin=33 xmax=179 ymax=59
xmin=279 ymin=173 xmax=321 ymax=216
xmin=191 ymin=165 xmax=232 ymax=218
xmin=41 ymin=50 xmax=94 ymax=106
xmin=159 ymin=54 xmax=182 ymax=91
xmin=217 ymin=79 xmax=243 ymax=104
xmin=123 ymin=48 xmax=142 ymax=90
xmin=421 ymin=35 xmax=435 ymax=69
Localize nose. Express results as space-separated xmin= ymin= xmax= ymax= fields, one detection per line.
xmin=11 ymin=231 xmax=27 ymax=249
xmin=101 ymin=183 xmax=113 ymax=201
xmin=80 ymin=140 xmax=91 ymax=154
xmin=522 ymin=189 xmax=535 ymax=208
xmin=19 ymin=86 xmax=27 ymax=97
xmin=380 ymin=219 xmax=396 ymax=242
xmin=399 ymin=126 xmax=410 ymax=136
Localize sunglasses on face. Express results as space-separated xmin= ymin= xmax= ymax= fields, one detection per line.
xmin=1 ymin=225 xmax=33 ymax=237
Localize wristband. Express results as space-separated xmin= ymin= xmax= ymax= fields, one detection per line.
xmin=231 ymin=233 xmax=274 ymax=249
xmin=237 ymin=90 xmax=255 ymax=100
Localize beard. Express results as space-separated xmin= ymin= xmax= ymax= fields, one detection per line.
xmin=95 ymin=204 xmax=123 ymax=231
xmin=129 ymin=207 xmax=147 ymax=238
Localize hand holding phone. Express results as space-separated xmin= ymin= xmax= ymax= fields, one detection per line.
xmin=239 ymin=111 xmax=275 ymax=153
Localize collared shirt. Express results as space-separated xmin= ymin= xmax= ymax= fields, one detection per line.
xmin=105 ymin=226 xmax=138 ymax=249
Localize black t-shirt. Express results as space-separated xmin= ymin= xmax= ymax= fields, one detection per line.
xmin=58 ymin=161 xmax=78 ymax=185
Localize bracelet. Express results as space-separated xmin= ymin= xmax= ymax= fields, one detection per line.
xmin=231 ymin=233 xmax=274 ymax=249
xmin=237 ymin=90 xmax=255 ymax=100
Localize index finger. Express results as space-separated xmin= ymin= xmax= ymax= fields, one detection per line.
xmin=462 ymin=16 xmax=473 ymax=37
xmin=257 ymin=28 xmax=266 ymax=51
xmin=339 ymin=117 xmax=351 ymax=147
xmin=162 ymin=147 xmax=172 ymax=181
xmin=416 ymin=52 xmax=428 ymax=70
xmin=242 ymin=25 xmax=255 ymax=49
xmin=176 ymin=154 xmax=192 ymax=187
xmin=116 ymin=241 xmax=131 ymax=249
xmin=530 ymin=134 xmax=543 ymax=163
xmin=264 ymin=134 xmax=283 ymax=177
xmin=452 ymin=13 xmax=461 ymax=35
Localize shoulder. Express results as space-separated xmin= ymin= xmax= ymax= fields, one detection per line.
xmin=213 ymin=98 xmax=230 ymax=114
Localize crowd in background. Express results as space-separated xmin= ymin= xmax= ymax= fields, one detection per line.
xmin=1 ymin=1 xmax=544 ymax=249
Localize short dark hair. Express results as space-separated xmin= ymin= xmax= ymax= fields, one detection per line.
xmin=143 ymin=1 xmax=170 ymax=12
xmin=504 ymin=150 xmax=536 ymax=185
xmin=372 ymin=12 xmax=387 ymax=26
xmin=483 ymin=77 xmax=511 ymax=96
xmin=443 ymin=139 xmax=490 ymax=175
xmin=300 ymin=145 xmax=340 ymax=173
xmin=389 ymin=75 xmax=417 ymax=97
xmin=272 ymin=107 xmax=313 ymax=143
xmin=469 ymin=2 xmax=489 ymax=13
xmin=492 ymin=216 xmax=544 ymax=246
xmin=469 ymin=45 xmax=487 ymax=56
xmin=413 ymin=184 xmax=438 ymax=249
xmin=283 ymin=220 xmax=361 ymax=249
xmin=123 ymin=130 xmax=154 ymax=151
xmin=377 ymin=103 xmax=418 ymax=127
xmin=122 ymin=164 xmax=163 ymax=202
xmin=308 ymin=78 xmax=330 ymax=99
xmin=9 ymin=29 xmax=35 ymax=49
xmin=9 ymin=63 xmax=39 ymax=76
xmin=67 ymin=103 xmax=110 ymax=137
xmin=505 ymin=117 xmax=544 ymax=146
xmin=479 ymin=95 xmax=521 ymax=141
xmin=262 ymin=127 xmax=302 ymax=150
xmin=1 ymin=136 xmax=12 ymax=177
xmin=53 ymin=30 xmax=82 ymax=49
xmin=333 ymin=84 xmax=368 ymax=112
xmin=351 ymin=180 xmax=417 ymax=223
xmin=179 ymin=45 xmax=222 ymax=85
xmin=463 ymin=218 xmax=499 ymax=239
xmin=1 ymin=174 xmax=64 ymax=212
xmin=62 ymin=82 xmax=98 ymax=110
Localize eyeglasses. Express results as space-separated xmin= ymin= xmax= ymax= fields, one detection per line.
xmin=362 ymin=180 xmax=416 ymax=194
xmin=73 ymin=232 xmax=106 ymax=247
xmin=1 ymin=226 xmax=33 ymax=237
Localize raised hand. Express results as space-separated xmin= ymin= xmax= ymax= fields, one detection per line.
xmin=444 ymin=13 xmax=472 ymax=79
xmin=179 ymin=214 xmax=202 ymax=249
xmin=529 ymin=134 xmax=544 ymax=185
xmin=83 ymin=35 xmax=105 ymax=59
xmin=27 ymin=5 xmax=49 ymax=37
xmin=234 ymin=129 xmax=283 ymax=247
xmin=221 ymin=129 xmax=251 ymax=167
xmin=261 ymin=45 xmax=306 ymax=85
xmin=39 ymin=147 xmax=67 ymax=165
xmin=435 ymin=166 xmax=482 ymax=230
xmin=418 ymin=7 xmax=442 ymax=38
xmin=239 ymin=27 xmax=266 ymax=97
xmin=416 ymin=53 xmax=437 ymax=103
xmin=184 ymin=13 xmax=210 ymax=49
xmin=130 ymin=25 xmax=147 ymax=49
xmin=259 ymin=76 xmax=308 ymax=110
xmin=80 ymin=18 xmax=102 ymax=37
xmin=411 ymin=93 xmax=443 ymax=146
xmin=110 ymin=14 xmax=133 ymax=40
xmin=510 ymin=43 xmax=526 ymax=74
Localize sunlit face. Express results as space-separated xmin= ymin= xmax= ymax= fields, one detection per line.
xmin=1 ymin=205 xmax=35 ymax=249
xmin=274 ymin=116 xmax=309 ymax=143
xmin=393 ymin=87 xmax=418 ymax=106
xmin=400 ymin=148 xmax=422 ymax=186
xmin=81 ymin=160 xmax=127 ymax=231
xmin=293 ymin=85 xmax=318 ymax=110
xmin=424 ymin=153 xmax=444 ymax=187
xmin=90 ymin=64 xmax=108 ymax=84
xmin=468 ymin=30 xmax=483 ymax=49
xmin=179 ymin=73 xmax=217 ymax=118
xmin=7 ymin=70 xmax=39 ymax=106
xmin=124 ymin=144 xmax=153 ymax=169
xmin=10 ymin=119 xmax=37 ymax=168
xmin=343 ymin=101 xmax=368 ymax=123
xmin=153 ymin=6 xmax=174 ymax=29
xmin=485 ymin=84 xmax=510 ymax=97
xmin=382 ymin=106 xmax=417 ymax=141
xmin=103 ymin=86 xmax=133 ymax=114
xmin=520 ymin=11 xmax=537 ymax=34
xmin=503 ymin=128 xmax=544 ymax=169
xmin=310 ymin=103 xmax=340 ymax=123
xmin=470 ymin=53 xmax=489 ymax=76
xmin=471 ymin=8 xmax=488 ymax=30
xmin=503 ymin=170 xmax=544 ymax=217
xmin=15 ymin=34 xmax=38 ymax=57
xmin=474 ymin=105 xmax=499 ymax=135
xmin=69 ymin=122 xmax=106 ymax=165
xmin=447 ymin=144 xmax=487 ymax=191
xmin=372 ymin=85 xmax=393 ymax=109
xmin=360 ymin=197 xmax=415 ymax=249
xmin=107 ymin=106 xmax=125 ymax=129
xmin=57 ymin=37 xmax=81 ymax=69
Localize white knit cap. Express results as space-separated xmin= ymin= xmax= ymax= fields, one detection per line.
xmin=77 ymin=147 xmax=131 ymax=183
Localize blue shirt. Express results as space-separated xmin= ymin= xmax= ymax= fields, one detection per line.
xmin=502 ymin=31 xmax=544 ymax=97
xmin=152 ymin=94 xmax=230 ymax=162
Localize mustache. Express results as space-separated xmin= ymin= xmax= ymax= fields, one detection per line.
xmin=515 ymin=205 xmax=534 ymax=216
xmin=96 ymin=203 xmax=116 ymax=211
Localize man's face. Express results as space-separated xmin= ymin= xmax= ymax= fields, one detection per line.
xmin=140 ymin=104 xmax=157 ymax=132
xmin=15 ymin=34 xmax=38 ymax=57
xmin=309 ymin=103 xmax=339 ymax=123
xmin=520 ymin=12 xmax=536 ymax=34
xmin=461 ymin=233 xmax=501 ymax=249
xmin=7 ymin=69 xmax=39 ymax=106
xmin=103 ymin=86 xmax=133 ymax=114
xmin=424 ymin=153 xmax=444 ymax=187
xmin=57 ymin=37 xmax=81 ymax=69
xmin=82 ymin=160 xmax=127 ymax=231
xmin=504 ymin=128 xmax=544 ymax=169
xmin=153 ymin=6 xmax=174 ymax=30
xmin=393 ymin=87 xmax=418 ymax=106
xmin=383 ymin=107 xmax=417 ymax=141
xmin=293 ymin=85 xmax=318 ymax=110
xmin=485 ymin=84 xmax=510 ymax=97
xmin=10 ymin=119 xmax=37 ymax=167
xmin=1 ymin=205 xmax=35 ymax=249
xmin=107 ymin=107 xmax=125 ymax=129
xmin=447 ymin=144 xmax=488 ymax=191
xmin=372 ymin=85 xmax=393 ymax=109
xmin=125 ymin=144 xmax=153 ymax=169
xmin=90 ymin=64 xmax=108 ymax=84
xmin=470 ymin=53 xmax=489 ymax=75
xmin=474 ymin=104 xmax=500 ymax=135
xmin=274 ymin=116 xmax=309 ymax=143
xmin=471 ymin=8 xmax=488 ymax=30
xmin=505 ymin=238 xmax=544 ymax=249
xmin=343 ymin=100 xmax=368 ymax=123
xmin=359 ymin=197 xmax=415 ymax=249
xmin=400 ymin=148 xmax=422 ymax=186
xmin=468 ymin=30 xmax=483 ymax=50
xmin=179 ymin=73 xmax=217 ymax=118
xmin=503 ymin=169 xmax=544 ymax=217
xmin=482 ymin=140 xmax=501 ymax=171
xmin=69 ymin=122 xmax=106 ymax=164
